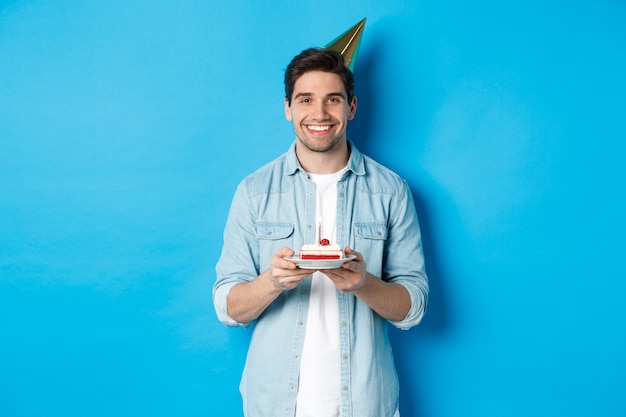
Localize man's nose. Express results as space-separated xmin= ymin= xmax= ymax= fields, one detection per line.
xmin=312 ymin=101 xmax=329 ymax=120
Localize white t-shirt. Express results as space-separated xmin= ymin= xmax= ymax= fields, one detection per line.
xmin=295 ymin=169 xmax=345 ymax=417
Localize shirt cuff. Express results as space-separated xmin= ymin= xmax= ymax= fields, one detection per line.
xmin=213 ymin=282 xmax=251 ymax=328
xmin=388 ymin=281 xmax=428 ymax=330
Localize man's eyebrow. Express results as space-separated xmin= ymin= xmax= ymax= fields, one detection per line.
xmin=293 ymin=91 xmax=347 ymax=99
xmin=293 ymin=92 xmax=313 ymax=99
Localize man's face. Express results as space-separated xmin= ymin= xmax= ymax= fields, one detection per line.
xmin=285 ymin=71 xmax=357 ymax=153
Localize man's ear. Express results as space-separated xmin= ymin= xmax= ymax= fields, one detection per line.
xmin=284 ymin=98 xmax=293 ymax=121
xmin=348 ymin=96 xmax=357 ymax=120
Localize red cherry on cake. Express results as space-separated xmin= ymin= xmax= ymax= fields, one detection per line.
xmin=320 ymin=238 xmax=330 ymax=246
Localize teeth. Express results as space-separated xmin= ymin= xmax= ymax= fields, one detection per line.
xmin=307 ymin=125 xmax=331 ymax=132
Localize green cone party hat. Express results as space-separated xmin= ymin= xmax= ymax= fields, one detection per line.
xmin=325 ymin=18 xmax=366 ymax=72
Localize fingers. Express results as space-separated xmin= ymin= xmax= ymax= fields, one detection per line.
xmin=268 ymin=247 xmax=310 ymax=290
xmin=344 ymin=247 xmax=363 ymax=262
xmin=269 ymin=268 xmax=309 ymax=290
xmin=322 ymin=247 xmax=367 ymax=292
xmin=276 ymin=246 xmax=296 ymax=259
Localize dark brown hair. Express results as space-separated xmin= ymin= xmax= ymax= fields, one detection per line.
xmin=284 ymin=48 xmax=355 ymax=105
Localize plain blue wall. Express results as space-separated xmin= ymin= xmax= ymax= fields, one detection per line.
xmin=1 ymin=1 xmax=625 ymax=416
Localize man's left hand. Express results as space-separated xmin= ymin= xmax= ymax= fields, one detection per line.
xmin=324 ymin=247 xmax=368 ymax=293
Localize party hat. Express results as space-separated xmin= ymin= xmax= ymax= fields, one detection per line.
xmin=325 ymin=18 xmax=366 ymax=72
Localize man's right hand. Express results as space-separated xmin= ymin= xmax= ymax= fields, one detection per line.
xmin=226 ymin=247 xmax=310 ymax=323
xmin=268 ymin=247 xmax=311 ymax=290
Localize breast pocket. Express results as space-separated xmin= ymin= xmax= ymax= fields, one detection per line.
xmin=353 ymin=222 xmax=387 ymax=277
xmin=255 ymin=222 xmax=295 ymax=270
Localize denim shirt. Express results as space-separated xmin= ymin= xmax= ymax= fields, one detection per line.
xmin=214 ymin=141 xmax=428 ymax=417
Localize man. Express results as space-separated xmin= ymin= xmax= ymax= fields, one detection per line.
xmin=213 ymin=47 xmax=428 ymax=417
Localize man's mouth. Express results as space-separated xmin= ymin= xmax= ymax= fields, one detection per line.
xmin=306 ymin=124 xmax=332 ymax=133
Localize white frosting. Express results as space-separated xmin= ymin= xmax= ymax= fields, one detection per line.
xmin=300 ymin=243 xmax=341 ymax=251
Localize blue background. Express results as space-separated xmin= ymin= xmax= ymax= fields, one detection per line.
xmin=1 ymin=1 xmax=625 ymax=416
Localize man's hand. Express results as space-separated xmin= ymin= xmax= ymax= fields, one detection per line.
xmin=226 ymin=247 xmax=309 ymax=323
xmin=323 ymin=247 xmax=368 ymax=293
xmin=323 ymin=247 xmax=411 ymax=322
xmin=269 ymin=247 xmax=311 ymax=290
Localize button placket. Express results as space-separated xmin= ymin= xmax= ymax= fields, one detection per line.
xmin=337 ymin=291 xmax=352 ymax=416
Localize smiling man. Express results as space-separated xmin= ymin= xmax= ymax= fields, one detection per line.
xmin=214 ymin=48 xmax=429 ymax=417
xmin=286 ymin=70 xmax=356 ymax=163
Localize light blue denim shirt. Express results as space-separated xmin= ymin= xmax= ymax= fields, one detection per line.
xmin=214 ymin=141 xmax=428 ymax=417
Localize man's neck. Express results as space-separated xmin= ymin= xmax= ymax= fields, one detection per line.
xmin=295 ymin=140 xmax=350 ymax=174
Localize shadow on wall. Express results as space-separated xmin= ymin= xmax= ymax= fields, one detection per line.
xmin=392 ymin=183 xmax=455 ymax=417
xmin=347 ymin=36 xmax=377 ymax=159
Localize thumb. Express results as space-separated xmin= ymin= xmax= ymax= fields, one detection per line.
xmin=278 ymin=246 xmax=296 ymax=257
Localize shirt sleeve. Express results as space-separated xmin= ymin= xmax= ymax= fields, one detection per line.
xmin=384 ymin=180 xmax=429 ymax=330
xmin=213 ymin=180 xmax=259 ymax=328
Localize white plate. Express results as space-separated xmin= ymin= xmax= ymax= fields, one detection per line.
xmin=284 ymin=254 xmax=356 ymax=270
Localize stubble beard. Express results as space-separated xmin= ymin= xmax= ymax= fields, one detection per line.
xmin=297 ymin=135 xmax=343 ymax=153
xmin=296 ymin=122 xmax=344 ymax=154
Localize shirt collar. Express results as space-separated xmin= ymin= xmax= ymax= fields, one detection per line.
xmin=284 ymin=139 xmax=366 ymax=176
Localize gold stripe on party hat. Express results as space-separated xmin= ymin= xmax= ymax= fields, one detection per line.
xmin=325 ymin=18 xmax=366 ymax=72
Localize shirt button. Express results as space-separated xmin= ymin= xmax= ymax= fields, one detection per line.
xmin=339 ymin=192 xmax=345 ymax=197
xmin=307 ymin=192 xmax=313 ymax=197
xmin=337 ymin=224 xmax=343 ymax=229
xmin=342 ymin=385 xmax=348 ymax=391
xmin=298 ymin=321 xmax=304 ymax=326
xmin=341 ymin=321 xmax=347 ymax=327
xmin=342 ymin=354 xmax=348 ymax=360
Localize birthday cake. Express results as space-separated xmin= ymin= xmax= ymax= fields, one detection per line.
xmin=299 ymin=239 xmax=343 ymax=260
